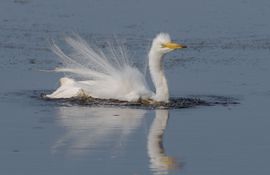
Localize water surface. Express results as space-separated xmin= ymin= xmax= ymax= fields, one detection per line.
xmin=1 ymin=0 xmax=270 ymax=174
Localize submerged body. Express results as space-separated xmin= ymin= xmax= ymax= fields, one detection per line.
xmin=46 ymin=33 xmax=186 ymax=102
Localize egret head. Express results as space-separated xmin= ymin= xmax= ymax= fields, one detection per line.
xmin=151 ymin=33 xmax=187 ymax=55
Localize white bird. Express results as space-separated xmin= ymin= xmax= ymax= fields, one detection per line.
xmin=46 ymin=33 xmax=186 ymax=102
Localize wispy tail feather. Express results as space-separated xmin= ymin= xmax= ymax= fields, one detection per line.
xmin=54 ymin=68 xmax=108 ymax=80
xmin=50 ymin=35 xmax=131 ymax=80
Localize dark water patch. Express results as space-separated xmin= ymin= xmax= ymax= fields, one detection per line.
xmin=12 ymin=149 xmax=20 ymax=153
xmin=0 ymin=42 xmax=50 ymax=52
xmin=39 ymin=91 xmax=239 ymax=109
xmin=13 ymin=0 xmax=31 ymax=5
xmin=184 ymin=36 xmax=270 ymax=50
xmin=188 ymin=95 xmax=240 ymax=106
xmin=0 ymin=90 xmax=57 ymax=109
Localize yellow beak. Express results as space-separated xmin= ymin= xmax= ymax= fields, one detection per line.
xmin=162 ymin=42 xmax=187 ymax=49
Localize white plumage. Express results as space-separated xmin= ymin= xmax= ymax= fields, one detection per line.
xmin=46 ymin=33 xmax=186 ymax=102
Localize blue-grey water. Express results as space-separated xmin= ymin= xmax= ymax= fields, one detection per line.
xmin=1 ymin=0 xmax=270 ymax=174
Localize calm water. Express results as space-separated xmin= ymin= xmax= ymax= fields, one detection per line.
xmin=1 ymin=0 xmax=270 ymax=174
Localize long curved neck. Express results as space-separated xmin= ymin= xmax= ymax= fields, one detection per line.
xmin=148 ymin=49 xmax=169 ymax=102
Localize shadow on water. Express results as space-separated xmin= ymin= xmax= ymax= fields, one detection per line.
xmin=39 ymin=90 xmax=239 ymax=109
xmin=1 ymin=90 xmax=239 ymax=109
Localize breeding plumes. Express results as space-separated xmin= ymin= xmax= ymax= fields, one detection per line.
xmin=46 ymin=33 xmax=186 ymax=102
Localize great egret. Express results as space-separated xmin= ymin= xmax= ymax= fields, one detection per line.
xmin=46 ymin=33 xmax=187 ymax=102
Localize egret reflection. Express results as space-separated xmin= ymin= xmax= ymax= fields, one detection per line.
xmin=148 ymin=110 xmax=181 ymax=175
xmin=52 ymin=106 xmax=181 ymax=174
xmin=52 ymin=106 xmax=146 ymax=156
